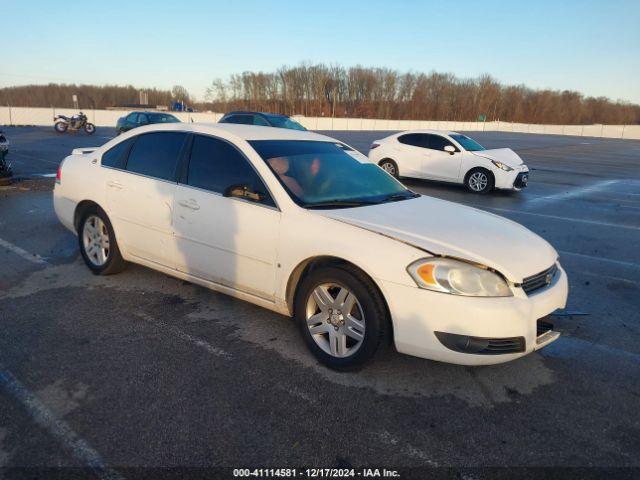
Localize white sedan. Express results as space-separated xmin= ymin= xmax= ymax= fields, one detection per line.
xmin=54 ymin=123 xmax=567 ymax=369
xmin=368 ymin=130 xmax=529 ymax=193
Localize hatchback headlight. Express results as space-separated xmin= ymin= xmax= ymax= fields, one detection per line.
xmin=407 ymin=258 xmax=513 ymax=297
xmin=491 ymin=160 xmax=514 ymax=171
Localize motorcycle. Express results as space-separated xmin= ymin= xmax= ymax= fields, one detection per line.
xmin=54 ymin=112 xmax=96 ymax=134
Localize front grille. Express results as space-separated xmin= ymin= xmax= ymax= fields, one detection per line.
xmin=522 ymin=264 xmax=558 ymax=295
xmin=514 ymin=171 xmax=529 ymax=188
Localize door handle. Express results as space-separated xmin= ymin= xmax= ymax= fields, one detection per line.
xmin=178 ymin=199 xmax=200 ymax=210
xmin=107 ymin=180 xmax=123 ymax=189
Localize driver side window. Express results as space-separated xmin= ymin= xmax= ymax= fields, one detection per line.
xmin=426 ymin=134 xmax=457 ymax=152
xmin=126 ymin=113 xmax=138 ymax=124
xmin=186 ymin=135 xmax=275 ymax=207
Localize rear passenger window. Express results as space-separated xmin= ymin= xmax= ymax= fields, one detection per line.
xmin=125 ymin=132 xmax=187 ymax=181
xmin=187 ymin=135 xmax=274 ymax=207
xmin=101 ymin=138 xmax=135 ymax=169
xmin=398 ymin=134 xmax=427 ymax=148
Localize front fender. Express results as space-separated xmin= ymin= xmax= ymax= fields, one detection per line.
xmin=276 ymin=210 xmax=427 ymax=312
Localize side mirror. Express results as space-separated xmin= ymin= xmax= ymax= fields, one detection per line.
xmin=223 ymin=184 xmax=265 ymax=202
xmin=444 ymin=145 xmax=456 ymax=155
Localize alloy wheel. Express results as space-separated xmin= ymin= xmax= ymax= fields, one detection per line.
xmin=305 ymin=283 xmax=366 ymax=358
xmin=82 ymin=215 xmax=110 ymax=266
xmin=381 ymin=162 xmax=396 ymax=175
xmin=469 ymin=171 xmax=488 ymax=191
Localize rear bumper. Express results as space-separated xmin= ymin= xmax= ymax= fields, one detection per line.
xmin=53 ymin=187 xmax=77 ymax=233
xmin=378 ymin=264 xmax=568 ymax=365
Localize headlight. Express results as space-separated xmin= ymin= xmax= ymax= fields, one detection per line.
xmin=407 ymin=258 xmax=513 ymax=297
xmin=491 ymin=160 xmax=514 ymax=171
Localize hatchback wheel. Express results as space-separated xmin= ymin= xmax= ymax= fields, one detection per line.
xmin=465 ymin=168 xmax=494 ymax=194
xmin=295 ymin=266 xmax=389 ymax=370
xmin=379 ymin=159 xmax=399 ymax=178
xmin=78 ymin=208 xmax=126 ymax=275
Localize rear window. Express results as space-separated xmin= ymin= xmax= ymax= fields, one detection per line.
xmin=125 ymin=132 xmax=187 ymax=181
xmin=265 ymin=115 xmax=306 ymax=131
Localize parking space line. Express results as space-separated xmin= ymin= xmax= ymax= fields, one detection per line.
xmin=482 ymin=206 xmax=640 ymax=231
xmin=0 ymin=237 xmax=49 ymax=264
xmin=558 ymin=250 xmax=640 ymax=269
xmin=0 ymin=367 xmax=123 ymax=480
xmin=134 ymin=312 xmax=232 ymax=358
xmin=11 ymin=152 xmax=60 ymax=165
xmin=525 ymin=180 xmax=620 ymax=206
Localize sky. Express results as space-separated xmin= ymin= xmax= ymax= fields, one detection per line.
xmin=3 ymin=0 xmax=640 ymax=103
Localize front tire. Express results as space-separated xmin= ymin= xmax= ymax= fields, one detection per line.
xmin=54 ymin=122 xmax=68 ymax=133
xmin=84 ymin=123 xmax=96 ymax=134
xmin=78 ymin=208 xmax=127 ymax=275
xmin=295 ymin=266 xmax=389 ymax=370
xmin=465 ymin=168 xmax=494 ymax=194
xmin=378 ymin=159 xmax=399 ymax=178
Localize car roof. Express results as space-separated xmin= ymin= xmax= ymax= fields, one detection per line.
xmin=118 ymin=122 xmax=333 ymax=143
xmin=223 ymin=111 xmax=290 ymax=118
xmin=130 ymin=111 xmax=175 ymax=115
xmin=392 ymin=129 xmax=461 ymax=137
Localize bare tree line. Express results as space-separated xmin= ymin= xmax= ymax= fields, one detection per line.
xmin=2 ymin=64 xmax=639 ymax=125
xmin=204 ymin=64 xmax=640 ymax=125
xmin=0 ymin=84 xmax=182 ymax=110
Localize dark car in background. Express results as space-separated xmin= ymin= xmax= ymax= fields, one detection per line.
xmin=0 ymin=131 xmax=9 ymax=154
xmin=219 ymin=111 xmax=306 ymax=131
xmin=116 ymin=111 xmax=180 ymax=134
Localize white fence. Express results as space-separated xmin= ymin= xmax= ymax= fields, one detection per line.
xmin=1 ymin=106 xmax=639 ymax=139
xmin=0 ymin=106 xmax=223 ymax=127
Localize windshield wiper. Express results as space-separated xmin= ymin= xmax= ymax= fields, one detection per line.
xmin=381 ymin=192 xmax=420 ymax=203
xmin=303 ymin=199 xmax=377 ymax=209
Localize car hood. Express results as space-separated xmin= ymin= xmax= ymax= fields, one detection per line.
xmin=317 ymin=196 xmax=557 ymax=282
xmin=471 ymin=148 xmax=524 ymax=167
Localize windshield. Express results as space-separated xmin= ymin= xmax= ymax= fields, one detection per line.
xmin=249 ymin=140 xmax=417 ymax=208
xmin=450 ymin=134 xmax=485 ymax=151
xmin=265 ymin=115 xmax=306 ymax=131
xmin=149 ymin=113 xmax=180 ymax=123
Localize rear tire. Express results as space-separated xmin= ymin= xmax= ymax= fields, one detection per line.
xmin=378 ymin=159 xmax=399 ymax=178
xmin=84 ymin=123 xmax=96 ymax=135
xmin=54 ymin=122 xmax=67 ymax=133
xmin=78 ymin=207 xmax=127 ymax=275
xmin=465 ymin=168 xmax=494 ymax=194
xmin=294 ymin=265 xmax=389 ymax=371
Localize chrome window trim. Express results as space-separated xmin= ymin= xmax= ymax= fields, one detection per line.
xmin=176 ymin=182 xmax=281 ymax=212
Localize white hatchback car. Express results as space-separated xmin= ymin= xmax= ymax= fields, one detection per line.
xmin=54 ymin=123 xmax=567 ymax=369
xmin=368 ymin=130 xmax=529 ymax=193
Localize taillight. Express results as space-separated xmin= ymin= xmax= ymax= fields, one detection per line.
xmin=369 ymin=142 xmax=381 ymax=150
xmin=56 ymin=163 xmax=62 ymax=184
